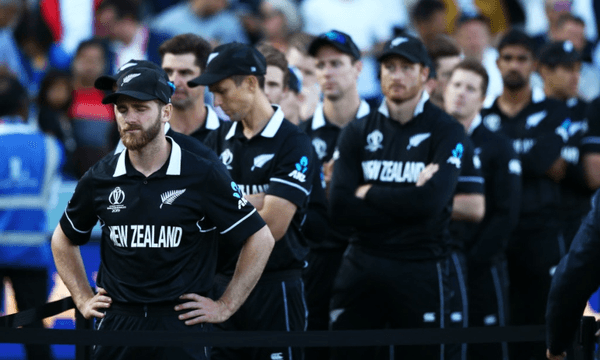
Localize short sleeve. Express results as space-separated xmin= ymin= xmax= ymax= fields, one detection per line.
xmin=59 ymin=171 xmax=98 ymax=245
xmin=200 ymin=164 xmax=266 ymax=244
xmin=266 ymin=133 xmax=315 ymax=208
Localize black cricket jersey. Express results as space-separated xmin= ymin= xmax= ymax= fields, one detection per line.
xmin=188 ymin=105 xmax=228 ymax=143
xmin=204 ymin=106 xmax=315 ymax=274
xmin=560 ymin=97 xmax=594 ymax=244
xmin=481 ymin=88 xmax=570 ymax=224
xmin=330 ymin=92 xmax=468 ymax=260
xmin=299 ymin=100 xmax=371 ymax=249
xmin=60 ymin=137 xmax=266 ymax=303
xmin=454 ymin=114 xmax=522 ymax=264
xmin=454 ymin=136 xmax=485 ymax=195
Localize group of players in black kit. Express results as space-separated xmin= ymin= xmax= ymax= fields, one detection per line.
xmin=48 ymin=22 xmax=600 ymax=360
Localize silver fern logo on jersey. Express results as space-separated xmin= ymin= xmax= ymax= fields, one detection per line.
xmin=251 ymin=154 xmax=275 ymax=171
xmin=160 ymin=189 xmax=186 ymax=209
xmin=220 ymin=149 xmax=233 ymax=169
xmin=365 ymin=130 xmax=383 ymax=152
xmin=108 ymin=187 xmax=126 ymax=213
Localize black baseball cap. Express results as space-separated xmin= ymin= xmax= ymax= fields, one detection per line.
xmin=187 ymin=42 xmax=266 ymax=87
xmin=101 ymin=66 xmax=173 ymax=104
xmin=287 ymin=65 xmax=302 ymax=94
xmin=378 ymin=35 xmax=431 ymax=66
xmin=308 ymin=30 xmax=361 ymax=60
xmin=539 ymin=40 xmax=581 ymax=67
xmin=94 ymin=59 xmax=166 ymax=91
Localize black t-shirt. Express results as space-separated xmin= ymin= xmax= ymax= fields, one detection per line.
xmin=204 ymin=106 xmax=315 ymax=274
xmin=452 ymin=114 xmax=522 ymax=264
xmin=481 ymin=89 xmax=570 ymax=224
xmin=188 ymin=105 xmax=228 ymax=143
xmin=330 ymin=93 xmax=468 ymax=260
xmin=560 ymin=97 xmax=594 ymax=223
xmin=60 ymin=137 xmax=266 ymax=303
xmin=299 ymin=100 xmax=371 ymax=249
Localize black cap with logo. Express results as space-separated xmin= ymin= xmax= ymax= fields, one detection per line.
xmin=378 ymin=35 xmax=431 ymax=66
xmin=187 ymin=42 xmax=266 ymax=87
xmin=308 ymin=30 xmax=361 ymax=60
xmin=287 ymin=65 xmax=302 ymax=94
xmin=101 ymin=66 xmax=173 ymax=104
xmin=94 ymin=59 xmax=167 ymax=91
xmin=538 ymin=40 xmax=581 ymax=67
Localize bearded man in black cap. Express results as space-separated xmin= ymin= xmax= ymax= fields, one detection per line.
xmin=195 ymin=42 xmax=315 ymax=360
xmin=51 ymin=63 xmax=274 ymax=360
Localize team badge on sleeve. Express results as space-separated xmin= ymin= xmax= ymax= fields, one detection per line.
xmin=555 ymin=118 xmax=572 ymax=143
xmin=288 ymin=156 xmax=309 ymax=182
xmin=447 ymin=143 xmax=463 ymax=169
xmin=508 ymin=159 xmax=522 ymax=175
xmin=231 ymin=181 xmax=248 ymax=209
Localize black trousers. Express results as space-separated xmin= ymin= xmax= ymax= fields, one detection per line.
xmin=329 ymin=245 xmax=462 ymax=360
xmin=507 ymin=223 xmax=562 ymax=360
xmin=91 ymin=302 xmax=210 ymax=360
xmin=211 ymin=270 xmax=307 ymax=360
xmin=467 ymin=259 xmax=510 ymax=360
xmin=302 ymin=247 xmax=345 ymax=360
xmin=447 ymin=251 xmax=469 ymax=360
xmin=0 ymin=267 xmax=51 ymax=360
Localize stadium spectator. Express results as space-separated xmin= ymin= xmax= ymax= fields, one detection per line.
xmin=95 ymin=0 xmax=170 ymax=71
xmin=151 ymin=0 xmax=248 ymax=45
xmin=259 ymin=0 xmax=301 ymax=53
xmin=0 ymin=74 xmax=63 ymax=360
xmin=37 ymin=70 xmax=77 ymax=179
xmin=411 ymin=0 xmax=448 ymax=49
xmin=68 ymin=38 xmax=115 ymax=178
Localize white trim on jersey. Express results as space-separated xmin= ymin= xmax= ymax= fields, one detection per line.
xmin=260 ymin=105 xmax=285 ymax=138
xmin=205 ymin=105 xmax=221 ymax=130
xmin=467 ymin=114 xmax=482 ymax=136
xmin=64 ymin=210 xmax=94 ymax=234
xmin=220 ymin=208 xmax=257 ymax=235
xmin=311 ymin=100 xmax=371 ymax=130
xmin=378 ymin=90 xmax=430 ymax=118
xmin=457 ymin=176 xmax=484 ymax=184
xmin=269 ymin=178 xmax=310 ymax=196
xmin=165 ymin=137 xmax=182 ymax=175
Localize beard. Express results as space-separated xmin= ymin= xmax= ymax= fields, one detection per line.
xmin=119 ymin=113 xmax=162 ymax=151
xmin=502 ymin=71 xmax=527 ymax=90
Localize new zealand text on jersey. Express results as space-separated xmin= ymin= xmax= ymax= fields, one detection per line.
xmin=108 ymin=225 xmax=183 ymax=248
xmin=362 ymin=160 xmax=426 ymax=183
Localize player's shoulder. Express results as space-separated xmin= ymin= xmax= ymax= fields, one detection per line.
xmin=166 ymin=132 xmax=220 ymax=163
xmin=298 ymin=116 xmax=313 ymax=133
xmin=82 ymin=151 xmax=122 ymax=180
xmin=278 ymin=118 xmax=313 ymax=145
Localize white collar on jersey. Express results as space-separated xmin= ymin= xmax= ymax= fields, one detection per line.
xmin=311 ymin=99 xmax=371 ymax=130
xmin=467 ymin=113 xmax=482 ymax=136
xmin=378 ymin=90 xmax=430 ymax=118
xmin=225 ymin=105 xmax=285 ymax=140
xmin=113 ymin=136 xmax=182 ymax=177
xmin=205 ymin=105 xmax=221 ymax=130
xmin=532 ymin=86 xmax=546 ymax=103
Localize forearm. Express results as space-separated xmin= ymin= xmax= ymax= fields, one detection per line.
xmin=51 ymin=224 xmax=94 ymax=309
xmin=451 ymin=194 xmax=485 ymax=222
xmin=218 ymin=225 xmax=274 ymax=315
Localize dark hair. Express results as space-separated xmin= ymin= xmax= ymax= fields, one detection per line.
xmin=38 ymin=70 xmax=72 ymax=111
xmin=427 ymin=34 xmax=461 ymax=70
xmin=556 ymin=13 xmax=585 ymax=30
xmin=158 ymin=33 xmax=212 ymax=72
xmin=75 ymin=38 xmax=108 ymax=59
xmin=449 ymin=58 xmax=489 ymax=97
xmin=231 ymin=75 xmax=266 ymax=90
xmin=456 ymin=14 xmax=491 ymax=29
xmin=97 ymin=0 xmax=139 ymax=21
xmin=14 ymin=9 xmax=54 ymax=55
xmin=412 ymin=0 xmax=446 ymax=23
xmin=287 ymin=32 xmax=316 ymax=56
xmin=256 ymin=43 xmax=290 ymax=90
xmin=497 ymin=29 xmax=535 ymax=55
xmin=0 ymin=75 xmax=28 ymax=117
